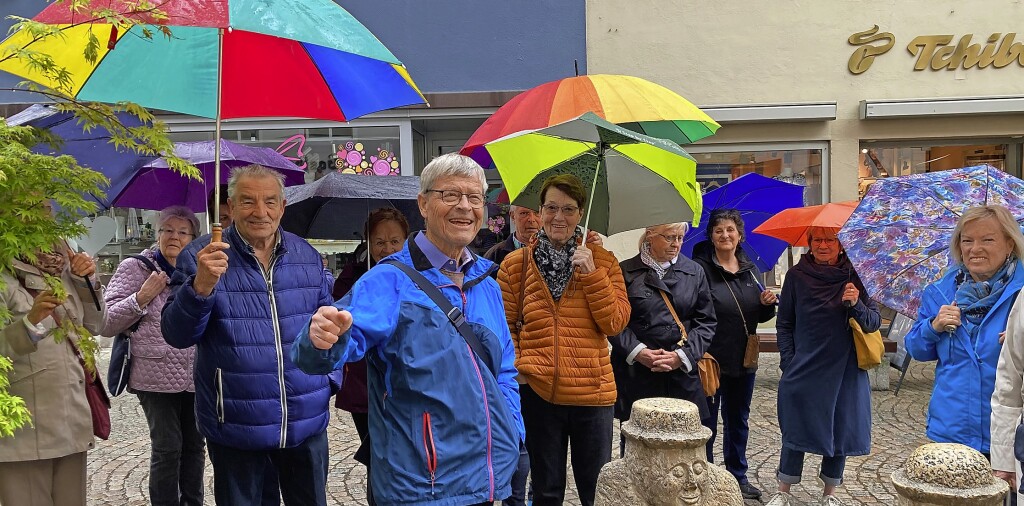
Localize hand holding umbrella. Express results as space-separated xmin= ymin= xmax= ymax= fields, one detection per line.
xmin=193 ymin=242 xmax=231 ymax=297
xmin=67 ymin=247 xmax=100 ymax=311
xmin=932 ymin=301 xmax=961 ymax=334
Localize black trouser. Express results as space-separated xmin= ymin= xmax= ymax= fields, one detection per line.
xmin=136 ymin=391 xmax=206 ymax=506
xmin=350 ymin=412 xmax=376 ymax=506
xmin=207 ymin=430 xmax=329 ymax=506
xmin=520 ymin=384 xmax=613 ymax=506
xmin=705 ymin=372 xmax=757 ymax=484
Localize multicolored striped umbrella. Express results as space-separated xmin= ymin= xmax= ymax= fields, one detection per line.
xmin=0 ymin=0 xmax=425 ymax=121
xmin=462 ymin=74 xmax=719 ymax=167
xmin=0 ymin=0 xmax=425 ymax=238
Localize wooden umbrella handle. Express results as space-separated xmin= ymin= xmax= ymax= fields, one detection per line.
xmin=211 ymin=224 xmax=222 ymax=243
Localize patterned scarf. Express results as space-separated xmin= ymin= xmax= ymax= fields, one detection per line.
xmin=533 ymin=227 xmax=582 ymax=301
xmin=640 ymin=241 xmax=668 ymax=279
xmin=27 ymin=248 xmax=67 ymax=276
xmin=955 ymin=255 xmax=1016 ymax=330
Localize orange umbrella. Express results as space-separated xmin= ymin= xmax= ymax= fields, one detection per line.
xmin=752 ymin=201 xmax=859 ymax=246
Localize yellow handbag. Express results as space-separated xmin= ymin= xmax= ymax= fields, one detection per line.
xmin=849 ymin=318 xmax=884 ymax=370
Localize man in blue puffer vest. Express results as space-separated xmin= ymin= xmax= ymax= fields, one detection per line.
xmin=292 ymin=153 xmax=524 ymax=506
xmin=162 ymin=165 xmax=338 ymax=506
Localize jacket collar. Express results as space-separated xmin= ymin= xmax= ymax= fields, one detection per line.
xmin=226 ymin=225 xmax=288 ymax=267
xmin=622 ymin=253 xmax=699 ymax=276
xmin=405 ymin=231 xmax=495 ymax=285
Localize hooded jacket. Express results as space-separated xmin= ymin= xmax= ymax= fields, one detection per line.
xmin=161 ymin=226 xmax=338 ymax=451
xmin=907 ymin=259 xmax=1024 ymax=453
xmin=291 ymin=233 xmax=523 ymax=506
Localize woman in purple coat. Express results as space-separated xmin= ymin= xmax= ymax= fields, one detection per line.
xmin=331 ymin=208 xmax=409 ymax=506
xmin=102 ymin=206 xmax=204 ymax=506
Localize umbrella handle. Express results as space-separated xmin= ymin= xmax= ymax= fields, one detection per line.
xmin=211 ymin=224 xmax=222 ymax=243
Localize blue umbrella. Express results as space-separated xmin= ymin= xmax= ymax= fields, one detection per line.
xmin=681 ymin=173 xmax=805 ymax=272
xmin=5 ymin=104 xmax=155 ymax=211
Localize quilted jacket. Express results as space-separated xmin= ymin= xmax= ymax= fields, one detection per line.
xmin=102 ymin=247 xmax=195 ymax=393
xmin=161 ymin=226 xmax=338 ymax=450
xmin=497 ymin=243 xmax=631 ymax=406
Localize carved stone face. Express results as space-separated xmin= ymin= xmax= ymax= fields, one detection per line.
xmin=628 ymin=446 xmax=709 ymax=506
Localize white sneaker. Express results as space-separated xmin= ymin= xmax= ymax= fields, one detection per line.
xmin=820 ymin=495 xmax=843 ymax=506
xmin=765 ymin=491 xmax=793 ymax=506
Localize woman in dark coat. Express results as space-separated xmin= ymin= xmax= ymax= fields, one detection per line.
xmin=610 ymin=222 xmax=717 ymax=455
xmin=692 ymin=209 xmax=777 ymax=501
xmin=766 ymin=227 xmax=880 ymax=506
xmin=331 ymin=207 xmax=409 ymax=506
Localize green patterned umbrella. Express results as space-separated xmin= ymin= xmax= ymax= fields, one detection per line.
xmin=484 ymin=112 xmax=701 ymax=235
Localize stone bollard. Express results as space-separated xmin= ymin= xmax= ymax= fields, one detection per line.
xmin=594 ymin=397 xmax=743 ymax=506
xmin=868 ymin=352 xmax=892 ymax=391
xmin=891 ymin=443 xmax=1008 ymax=505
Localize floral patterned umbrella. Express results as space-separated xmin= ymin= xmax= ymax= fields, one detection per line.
xmin=838 ymin=165 xmax=1024 ymax=317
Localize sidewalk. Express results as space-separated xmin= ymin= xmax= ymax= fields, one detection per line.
xmin=87 ymin=353 xmax=934 ymax=505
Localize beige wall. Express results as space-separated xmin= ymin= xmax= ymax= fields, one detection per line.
xmin=587 ymin=0 xmax=1024 ymax=201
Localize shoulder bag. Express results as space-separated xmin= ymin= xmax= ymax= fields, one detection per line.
xmin=658 ymin=290 xmax=719 ymax=397
xmin=108 ymin=254 xmax=158 ymax=396
xmin=850 ymin=317 xmax=884 ymax=370
xmin=720 ymin=271 xmax=760 ymax=369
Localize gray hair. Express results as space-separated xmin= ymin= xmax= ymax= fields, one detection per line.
xmin=158 ymin=205 xmax=200 ymax=237
xmin=638 ymin=222 xmax=688 ymax=250
xmin=419 ymin=153 xmax=488 ymax=194
xmin=227 ymin=164 xmax=285 ymax=199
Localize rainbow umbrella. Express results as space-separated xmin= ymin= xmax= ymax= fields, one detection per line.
xmin=0 ymin=0 xmax=425 ymax=237
xmin=461 ymin=74 xmax=719 ymax=167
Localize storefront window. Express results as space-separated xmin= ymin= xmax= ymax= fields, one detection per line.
xmin=858 ymin=143 xmax=1009 ymax=198
xmin=690 ymin=148 xmax=823 ymax=205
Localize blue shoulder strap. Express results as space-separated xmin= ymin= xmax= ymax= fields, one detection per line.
xmin=381 ymin=259 xmax=497 ymax=378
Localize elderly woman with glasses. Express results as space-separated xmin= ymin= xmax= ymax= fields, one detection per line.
xmin=102 ymin=205 xmax=205 ymax=506
xmin=767 ymin=227 xmax=880 ymax=506
xmin=498 ymin=174 xmax=631 ymax=506
xmin=610 ymin=222 xmax=717 ymax=455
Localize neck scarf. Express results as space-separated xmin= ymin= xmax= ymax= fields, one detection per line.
xmin=28 ymin=248 xmax=67 ymax=276
xmin=533 ymin=227 xmax=582 ymax=301
xmin=955 ymin=256 xmax=1016 ymax=329
xmin=154 ymin=248 xmax=176 ymax=276
xmin=640 ymin=241 xmax=671 ymax=279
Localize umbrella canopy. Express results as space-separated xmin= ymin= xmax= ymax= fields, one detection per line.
xmin=485 ymin=112 xmax=701 ymax=236
xmin=112 ymin=140 xmax=304 ymax=211
xmin=461 ymin=74 xmax=719 ymax=167
xmin=752 ymin=201 xmax=858 ymax=246
xmin=681 ymin=173 xmax=805 ymax=272
xmin=5 ymin=104 xmax=156 ymax=211
xmin=838 ymin=165 xmax=1024 ymax=317
xmin=281 ymin=172 xmax=422 ymax=240
xmin=0 ymin=0 xmax=425 ymax=122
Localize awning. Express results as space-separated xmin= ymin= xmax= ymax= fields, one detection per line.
xmin=861 ymin=95 xmax=1024 ymax=119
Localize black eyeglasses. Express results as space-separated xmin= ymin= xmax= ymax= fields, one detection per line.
xmin=425 ymin=189 xmax=485 ymax=208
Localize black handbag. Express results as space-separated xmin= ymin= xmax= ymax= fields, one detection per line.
xmin=1015 ymin=418 xmax=1024 ymax=492
xmin=107 ymin=255 xmax=157 ymax=396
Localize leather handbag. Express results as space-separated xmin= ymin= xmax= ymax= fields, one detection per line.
xmin=659 ymin=290 xmax=719 ymax=397
xmin=850 ymin=317 xmax=884 ymax=370
xmin=108 ymin=254 xmax=157 ymax=396
xmin=68 ymin=339 xmax=111 ymax=440
xmin=721 ymin=272 xmax=760 ymax=369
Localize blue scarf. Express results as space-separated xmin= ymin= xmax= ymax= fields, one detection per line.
xmin=954 ymin=256 xmax=1016 ymax=335
xmin=154 ymin=248 xmax=176 ymax=276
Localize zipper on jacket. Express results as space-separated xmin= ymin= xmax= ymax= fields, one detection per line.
xmin=256 ymin=255 xmax=287 ymax=449
xmin=422 ymin=411 xmax=438 ymax=494
xmin=454 ymin=280 xmax=497 ymax=501
xmin=551 ymin=315 xmax=561 ymax=399
xmin=215 ymin=368 xmax=225 ymax=423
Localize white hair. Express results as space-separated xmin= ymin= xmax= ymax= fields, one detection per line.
xmin=638 ymin=222 xmax=688 ymax=250
xmin=420 ymin=153 xmax=488 ymax=194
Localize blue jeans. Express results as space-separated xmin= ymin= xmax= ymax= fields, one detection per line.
xmin=207 ymin=430 xmax=328 ymax=506
xmin=777 ymin=446 xmax=846 ymax=486
xmin=705 ymin=372 xmax=757 ymax=484
xmin=504 ymin=440 xmax=530 ymax=506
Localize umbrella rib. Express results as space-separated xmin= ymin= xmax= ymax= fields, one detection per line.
xmin=886 ymin=179 xmax=966 ymax=221
xmin=879 ymin=249 xmax=947 ymax=293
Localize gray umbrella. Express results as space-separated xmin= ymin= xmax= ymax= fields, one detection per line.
xmin=282 ymin=172 xmax=423 ymax=240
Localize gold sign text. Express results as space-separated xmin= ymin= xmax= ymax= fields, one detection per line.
xmin=848 ymin=27 xmax=1024 ymax=74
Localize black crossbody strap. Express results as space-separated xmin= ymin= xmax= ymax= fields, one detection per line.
xmin=382 ymin=260 xmax=497 ymax=378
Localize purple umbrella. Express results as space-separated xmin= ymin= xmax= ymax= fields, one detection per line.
xmin=112 ymin=140 xmax=305 ymax=212
xmin=5 ymin=104 xmax=156 ymax=211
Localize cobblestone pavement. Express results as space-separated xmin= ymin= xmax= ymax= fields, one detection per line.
xmin=87 ymin=353 xmax=934 ymax=505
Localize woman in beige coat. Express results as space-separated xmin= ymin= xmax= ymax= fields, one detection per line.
xmin=991 ymin=292 xmax=1024 ymax=502
xmin=0 ymin=247 xmax=105 ymax=506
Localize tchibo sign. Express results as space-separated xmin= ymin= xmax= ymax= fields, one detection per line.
xmin=847 ymin=25 xmax=1024 ymax=74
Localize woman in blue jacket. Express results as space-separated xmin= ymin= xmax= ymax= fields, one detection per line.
xmin=906 ymin=205 xmax=1024 ymax=458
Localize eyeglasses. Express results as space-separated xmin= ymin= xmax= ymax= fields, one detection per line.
xmin=655 ymin=233 xmax=685 ymax=244
xmin=425 ymin=189 xmax=485 ymax=208
xmin=159 ymin=229 xmax=194 ymax=239
xmin=811 ymin=237 xmax=838 ymax=245
xmin=540 ymin=204 xmax=580 ymax=216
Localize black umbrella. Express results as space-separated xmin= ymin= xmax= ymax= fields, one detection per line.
xmin=282 ymin=173 xmax=423 ymax=240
